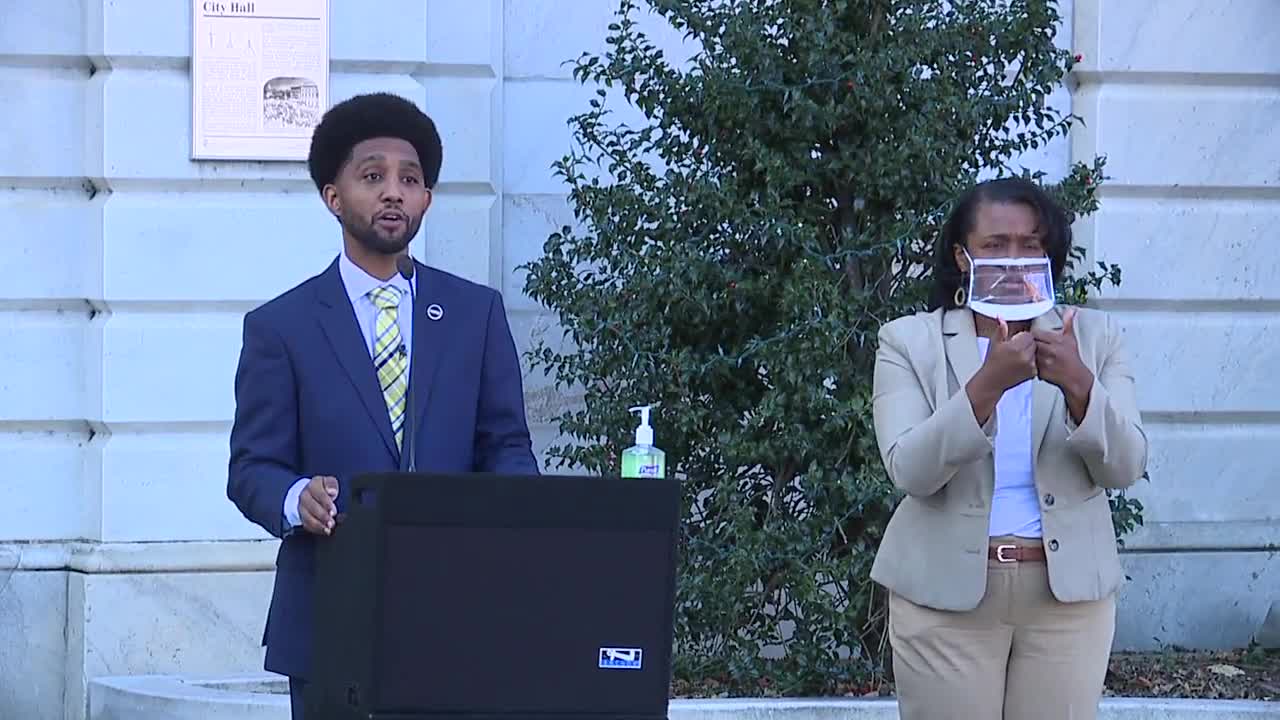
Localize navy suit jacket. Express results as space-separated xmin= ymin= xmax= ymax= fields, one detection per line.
xmin=226 ymin=256 xmax=539 ymax=680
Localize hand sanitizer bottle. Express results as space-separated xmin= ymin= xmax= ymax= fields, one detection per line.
xmin=621 ymin=404 xmax=665 ymax=479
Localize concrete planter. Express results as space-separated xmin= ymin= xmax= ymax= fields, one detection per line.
xmin=88 ymin=674 xmax=1278 ymax=720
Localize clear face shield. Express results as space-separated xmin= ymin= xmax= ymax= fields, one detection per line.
xmin=963 ymin=249 xmax=1056 ymax=322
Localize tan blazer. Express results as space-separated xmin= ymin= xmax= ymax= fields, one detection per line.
xmin=868 ymin=306 xmax=1148 ymax=611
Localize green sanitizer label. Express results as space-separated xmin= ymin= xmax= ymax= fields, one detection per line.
xmin=622 ymin=452 xmax=664 ymax=478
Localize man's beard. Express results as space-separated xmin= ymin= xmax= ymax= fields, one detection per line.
xmin=344 ymin=212 xmax=421 ymax=255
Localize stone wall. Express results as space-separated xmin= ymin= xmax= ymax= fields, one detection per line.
xmin=1070 ymin=0 xmax=1280 ymax=650
xmin=0 ymin=2 xmax=1276 ymax=719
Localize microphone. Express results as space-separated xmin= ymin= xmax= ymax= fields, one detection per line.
xmin=395 ymin=253 xmax=418 ymax=473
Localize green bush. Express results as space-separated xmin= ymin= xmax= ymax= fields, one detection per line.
xmin=521 ymin=0 xmax=1143 ymax=695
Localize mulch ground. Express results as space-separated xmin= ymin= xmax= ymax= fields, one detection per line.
xmin=1103 ymin=648 xmax=1280 ymax=701
xmin=672 ymin=648 xmax=1280 ymax=701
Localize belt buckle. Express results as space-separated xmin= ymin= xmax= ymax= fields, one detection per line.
xmin=995 ymin=544 xmax=1018 ymax=563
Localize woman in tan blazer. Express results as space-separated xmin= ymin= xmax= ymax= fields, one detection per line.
xmin=869 ymin=177 xmax=1148 ymax=720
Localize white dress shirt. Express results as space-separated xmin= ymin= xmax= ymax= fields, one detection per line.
xmin=282 ymin=252 xmax=415 ymax=530
xmin=977 ymin=336 xmax=1043 ymax=538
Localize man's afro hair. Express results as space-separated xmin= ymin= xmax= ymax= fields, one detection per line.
xmin=307 ymin=92 xmax=443 ymax=192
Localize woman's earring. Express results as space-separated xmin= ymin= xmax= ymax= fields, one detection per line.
xmin=954 ymin=278 xmax=968 ymax=307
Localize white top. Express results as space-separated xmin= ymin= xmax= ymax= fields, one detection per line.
xmin=976 ymin=336 xmax=1043 ymax=538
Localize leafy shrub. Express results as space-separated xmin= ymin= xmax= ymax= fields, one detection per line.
xmin=521 ymin=0 xmax=1142 ymax=694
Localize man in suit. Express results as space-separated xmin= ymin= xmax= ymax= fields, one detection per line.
xmin=227 ymin=92 xmax=540 ymax=719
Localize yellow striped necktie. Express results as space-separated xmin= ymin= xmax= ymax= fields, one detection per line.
xmin=369 ymin=286 xmax=408 ymax=450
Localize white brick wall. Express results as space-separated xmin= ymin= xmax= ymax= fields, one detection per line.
xmin=0 ymin=1 xmax=1276 ymax=718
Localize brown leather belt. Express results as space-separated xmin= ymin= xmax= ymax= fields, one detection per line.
xmin=989 ymin=543 xmax=1046 ymax=563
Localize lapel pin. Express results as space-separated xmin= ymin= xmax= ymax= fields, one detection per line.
xmin=426 ymin=304 xmax=444 ymax=321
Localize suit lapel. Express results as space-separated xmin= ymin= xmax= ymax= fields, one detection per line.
xmin=314 ymin=259 xmax=400 ymax=461
xmin=408 ymin=263 xmax=448 ymax=438
xmin=942 ymin=308 xmax=994 ymax=506
xmin=942 ymin=309 xmax=982 ymax=391
xmin=1031 ymin=307 xmax=1065 ymax=460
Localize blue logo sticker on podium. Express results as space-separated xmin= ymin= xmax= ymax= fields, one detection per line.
xmin=598 ymin=647 xmax=643 ymax=670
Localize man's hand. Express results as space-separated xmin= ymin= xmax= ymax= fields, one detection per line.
xmin=1033 ymin=308 xmax=1094 ymax=423
xmin=299 ymin=475 xmax=339 ymax=535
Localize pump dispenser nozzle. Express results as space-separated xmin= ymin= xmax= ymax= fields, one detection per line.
xmin=629 ymin=404 xmax=656 ymax=446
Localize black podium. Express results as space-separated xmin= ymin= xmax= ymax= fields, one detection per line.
xmin=303 ymin=472 xmax=680 ymax=720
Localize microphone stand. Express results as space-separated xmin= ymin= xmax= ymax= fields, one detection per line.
xmin=395 ymin=254 xmax=418 ymax=473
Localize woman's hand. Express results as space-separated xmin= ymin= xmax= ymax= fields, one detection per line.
xmin=967 ymin=318 xmax=1037 ymax=424
xmin=1033 ymin=308 xmax=1095 ymax=423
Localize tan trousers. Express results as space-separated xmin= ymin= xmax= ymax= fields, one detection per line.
xmin=888 ymin=536 xmax=1116 ymax=720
